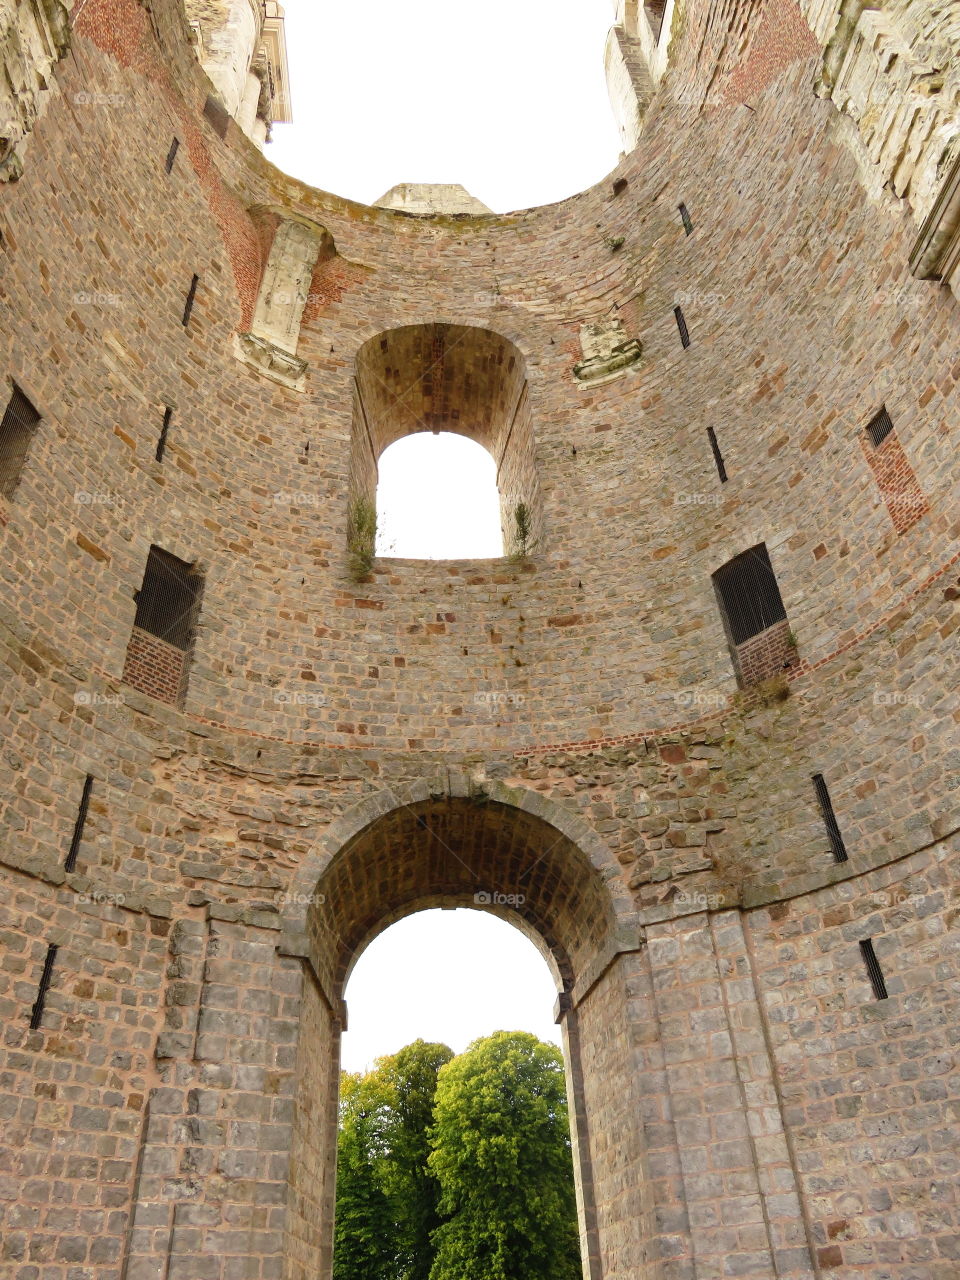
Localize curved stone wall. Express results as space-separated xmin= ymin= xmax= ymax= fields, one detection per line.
xmin=0 ymin=0 xmax=958 ymax=1276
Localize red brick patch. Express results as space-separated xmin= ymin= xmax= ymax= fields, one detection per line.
xmin=860 ymin=429 xmax=930 ymax=535
xmin=121 ymin=626 xmax=187 ymax=705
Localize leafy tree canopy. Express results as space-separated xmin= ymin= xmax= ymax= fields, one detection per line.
xmin=333 ymin=1032 xmax=580 ymax=1280
xmin=428 ymin=1032 xmax=581 ymax=1280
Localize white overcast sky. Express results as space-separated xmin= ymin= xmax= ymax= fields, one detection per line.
xmin=342 ymin=911 xmax=561 ymax=1073
xmin=266 ymin=0 xmax=620 ymax=212
xmin=266 ymin=0 xmax=618 ymax=1071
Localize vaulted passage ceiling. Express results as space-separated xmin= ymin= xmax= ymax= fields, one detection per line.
xmin=355 ymin=324 xmax=527 ymax=459
xmin=306 ymin=797 xmax=620 ymax=998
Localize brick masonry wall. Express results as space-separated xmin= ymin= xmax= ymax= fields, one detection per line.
xmin=0 ymin=877 xmax=169 ymax=1276
xmin=0 ymin=1 xmax=954 ymax=753
xmin=734 ymin=617 xmax=798 ymax=686
xmin=574 ymin=956 xmax=657 ymax=1280
xmin=0 ymin=0 xmax=958 ymax=1276
xmin=121 ymin=627 xmax=188 ymax=706
xmin=283 ymin=973 xmax=339 ymax=1280
xmin=859 ymin=428 xmax=930 ymax=537
xmin=746 ymin=838 xmax=960 ymax=1273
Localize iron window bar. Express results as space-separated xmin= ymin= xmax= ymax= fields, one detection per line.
xmin=64 ymin=775 xmax=93 ymax=873
xmin=29 ymin=944 xmax=59 ymax=1029
xmin=713 ymin=544 xmax=788 ymax=645
xmin=866 ymin=406 xmax=894 ymax=448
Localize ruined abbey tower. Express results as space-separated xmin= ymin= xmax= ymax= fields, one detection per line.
xmin=1 ymin=0 xmax=959 ymax=1276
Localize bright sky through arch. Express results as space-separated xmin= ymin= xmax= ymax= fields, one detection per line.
xmin=376 ymin=433 xmax=503 ymax=559
xmin=265 ymin=0 xmax=621 ymax=212
xmin=340 ymin=910 xmax=562 ymax=1074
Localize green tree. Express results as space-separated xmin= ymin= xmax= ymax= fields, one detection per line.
xmin=333 ymin=1070 xmax=396 ymax=1280
xmin=334 ymin=1042 xmax=453 ymax=1280
xmin=427 ymin=1031 xmax=581 ymax=1280
xmin=381 ymin=1041 xmax=455 ymax=1280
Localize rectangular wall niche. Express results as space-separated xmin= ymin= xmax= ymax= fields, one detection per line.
xmin=713 ymin=543 xmax=796 ymax=686
xmin=0 ymin=384 xmax=42 ymax=498
xmin=202 ymin=94 xmax=231 ymax=139
xmin=122 ymin=545 xmax=203 ymax=706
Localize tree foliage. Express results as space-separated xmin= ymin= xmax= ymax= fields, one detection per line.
xmin=427 ymin=1032 xmax=581 ymax=1280
xmin=333 ymin=1070 xmax=396 ymax=1280
xmin=334 ymin=1040 xmax=453 ymax=1280
xmin=333 ymin=1032 xmax=580 ymax=1280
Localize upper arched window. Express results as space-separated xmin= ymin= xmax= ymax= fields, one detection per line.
xmin=350 ymin=324 xmax=541 ymax=565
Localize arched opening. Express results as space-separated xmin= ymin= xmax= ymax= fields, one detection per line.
xmin=375 ymin=433 xmax=504 ymax=559
xmin=351 ymin=324 xmax=542 ymax=564
xmin=334 ymin=909 xmax=576 ymax=1278
xmin=340 ymin=910 xmax=561 ymax=1070
xmin=282 ymin=785 xmax=650 ymax=1280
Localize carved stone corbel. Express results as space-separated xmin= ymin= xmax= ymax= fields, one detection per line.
xmin=574 ymin=319 xmax=643 ymax=387
xmin=235 ymin=215 xmax=335 ymax=391
xmin=234 ymin=331 xmax=310 ymax=391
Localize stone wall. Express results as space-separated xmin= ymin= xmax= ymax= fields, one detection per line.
xmin=0 ymin=0 xmax=958 ymax=1276
xmin=0 ymin=0 xmax=71 ymax=183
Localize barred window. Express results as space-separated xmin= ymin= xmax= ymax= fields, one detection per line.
xmin=0 ymin=384 xmax=42 ymax=498
xmin=713 ymin=544 xmax=787 ymax=645
xmin=134 ymin=546 xmax=203 ymax=651
xmin=866 ymin=406 xmax=894 ymax=448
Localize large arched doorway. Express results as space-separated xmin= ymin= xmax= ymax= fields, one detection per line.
xmin=281 ymin=777 xmax=648 ymax=1280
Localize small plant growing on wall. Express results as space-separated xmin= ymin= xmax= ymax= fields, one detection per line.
xmin=347 ymin=495 xmax=377 ymax=582
xmin=510 ymin=501 xmax=536 ymax=563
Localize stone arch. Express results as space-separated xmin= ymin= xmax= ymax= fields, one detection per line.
xmin=281 ymin=774 xmax=643 ymax=1280
xmin=284 ymin=773 xmax=637 ymax=950
xmin=349 ymin=323 xmax=544 ymax=559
